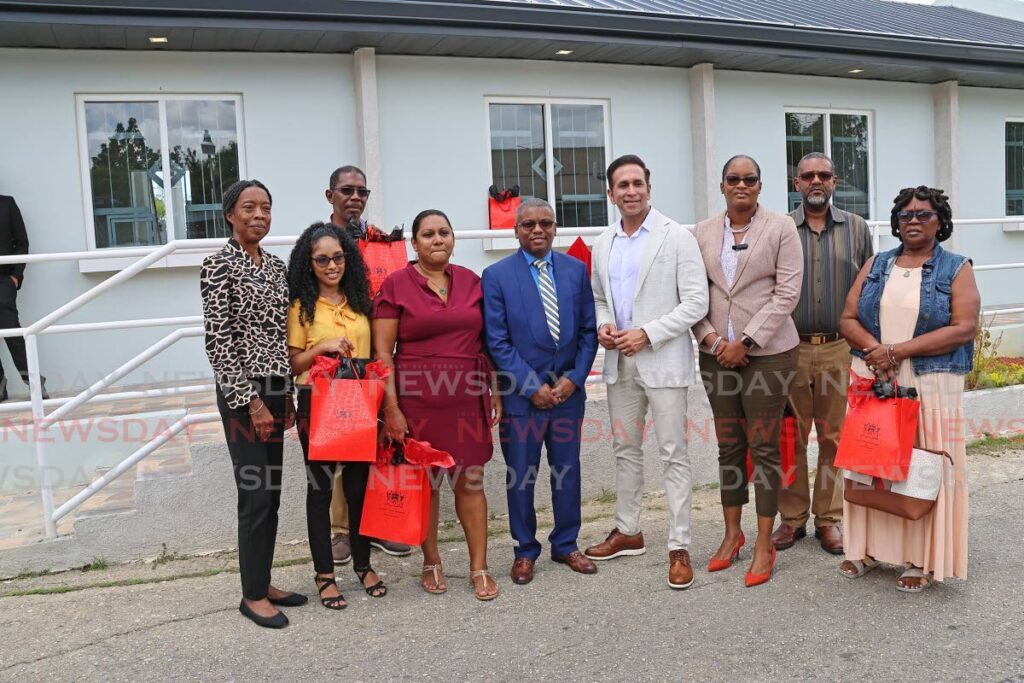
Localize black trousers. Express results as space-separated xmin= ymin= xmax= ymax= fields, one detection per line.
xmin=296 ymin=386 xmax=371 ymax=575
xmin=0 ymin=276 xmax=29 ymax=392
xmin=216 ymin=376 xmax=288 ymax=601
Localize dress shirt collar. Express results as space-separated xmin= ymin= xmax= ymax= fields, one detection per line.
xmin=521 ymin=248 xmax=554 ymax=269
xmin=615 ymin=208 xmax=654 ymax=238
xmin=791 ymin=203 xmax=845 ymax=229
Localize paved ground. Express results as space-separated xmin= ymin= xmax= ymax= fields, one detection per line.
xmin=0 ymin=448 xmax=1022 ymax=682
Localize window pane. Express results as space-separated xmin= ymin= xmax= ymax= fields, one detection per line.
xmin=830 ymin=114 xmax=871 ymax=219
xmin=84 ymin=102 xmax=165 ymax=248
xmin=1007 ymin=122 xmax=1024 ymax=216
xmin=785 ymin=113 xmax=824 ymax=212
xmin=167 ymin=100 xmax=241 ymax=240
xmin=551 ymin=104 xmax=607 ymax=227
xmin=489 ymin=104 xmax=547 ymax=201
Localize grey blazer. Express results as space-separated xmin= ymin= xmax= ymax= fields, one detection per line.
xmin=592 ymin=207 xmax=709 ymax=387
xmin=691 ymin=206 xmax=803 ymax=356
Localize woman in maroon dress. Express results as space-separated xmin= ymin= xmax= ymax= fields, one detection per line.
xmin=372 ymin=209 xmax=502 ymax=601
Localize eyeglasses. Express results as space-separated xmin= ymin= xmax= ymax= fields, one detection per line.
xmin=518 ymin=219 xmax=556 ymax=230
xmin=332 ymin=186 xmax=371 ymax=198
xmin=897 ymin=210 xmax=938 ymax=224
xmin=798 ymin=171 xmax=834 ymax=182
xmin=724 ymin=175 xmax=760 ymax=187
xmin=312 ymin=254 xmax=346 ymax=267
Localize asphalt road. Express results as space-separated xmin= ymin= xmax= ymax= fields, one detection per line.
xmin=1 ymin=450 xmax=1022 ymax=682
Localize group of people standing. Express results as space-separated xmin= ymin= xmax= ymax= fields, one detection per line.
xmin=201 ymin=151 xmax=978 ymax=629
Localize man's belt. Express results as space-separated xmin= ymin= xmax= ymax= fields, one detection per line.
xmin=799 ymin=332 xmax=842 ymax=345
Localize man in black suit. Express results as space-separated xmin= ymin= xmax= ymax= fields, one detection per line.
xmin=0 ymin=194 xmax=45 ymax=402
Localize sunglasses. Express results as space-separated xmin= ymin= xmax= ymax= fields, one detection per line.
xmin=312 ymin=253 xmax=346 ymax=267
xmin=724 ymin=175 xmax=760 ymax=187
xmin=897 ymin=210 xmax=938 ymax=224
xmin=333 ymin=186 xmax=371 ymax=198
xmin=518 ymin=219 xmax=556 ymax=230
xmin=798 ymin=171 xmax=834 ymax=182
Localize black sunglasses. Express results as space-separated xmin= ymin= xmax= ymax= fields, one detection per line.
xmin=897 ymin=210 xmax=938 ymax=224
xmin=798 ymin=171 xmax=834 ymax=182
xmin=724 ymin=175 xmax=760 ymax=187
xmin=333 ymin=186 xmax=371 ymax=198
xmin=312 ymin=253 xmax=346 ymax=267
xmin=518 ymin=219 xmax=556 ymax=230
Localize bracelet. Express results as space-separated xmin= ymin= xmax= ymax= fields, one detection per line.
xmin=248 ymin=400 xmax=266 ymax=416
xmin=710 ymin=337 xmax=724 ymax=354
xmin=886 ymin=344 xmax=898 ymax=367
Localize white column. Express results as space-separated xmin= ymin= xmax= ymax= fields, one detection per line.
xmin=933 ymin=80 xmax=960 ymax=248
xmin=353 ymin=47 xmax=384 ymax=227
xmin=689 ymin=63 xmax=719 ymax=221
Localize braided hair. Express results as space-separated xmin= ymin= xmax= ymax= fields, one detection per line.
xmin=890 ymin=186 xmax=953 ymax=243
xmin=287 ymin=222 xmax=372 ymax=326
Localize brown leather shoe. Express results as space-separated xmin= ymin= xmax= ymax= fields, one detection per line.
xmin=583 ymin=528 xmax=646 ymax=560
xmin=552 ymin=550 xmax=597 ymax=574
xmin=668 ymin=549 xmax=694 ymax=589
xmin=510 ymin=557 xmax=535 ymax=585
xmin=815 ymin=525 xmax=844 ymax=555
xmin=771 ymin=523 xmax=807 ymax=550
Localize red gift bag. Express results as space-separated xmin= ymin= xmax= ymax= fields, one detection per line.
xmin=745 ymin=412 xmax=798 ymax=488
xmin=361 ymin=439 xmax=455 ymax=546
xmin=488 ymin=185 xmax=521 ymax=229
xmin=358 ymin=240 xmax=407 ymax=298
xmin=307 ymin=356 xmax=389 ymax=462
xmin=834 ymin=372 xmax=919 ymax=481
xmin=566 ymin=236 xmax=592 ymax=277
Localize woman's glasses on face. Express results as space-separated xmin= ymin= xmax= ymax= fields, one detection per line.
xmin=312 ymin=254 xmax=346 ymax=267
xmin=897 ymin=210 xmax=938 ymax=224
xmin=333 ymin=186 xmax=371 ymax=198
xmin=724 ymin=175 xmax=760 ymax=187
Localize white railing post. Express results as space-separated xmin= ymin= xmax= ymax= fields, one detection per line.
xmin=25 ymin=333 xmax=57 ymax=538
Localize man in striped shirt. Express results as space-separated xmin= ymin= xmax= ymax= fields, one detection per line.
xmin=772 ymin=153 xmax=873 ymax=555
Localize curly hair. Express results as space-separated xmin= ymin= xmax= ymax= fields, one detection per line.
xmin=287 ymin=222 xmax=372 ymax=326
xmin=890 ymin=185 xmax=953 ymax=243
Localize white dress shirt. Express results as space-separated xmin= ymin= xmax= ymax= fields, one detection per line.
xmin=608 ymin=212 xmax=652 ymax=330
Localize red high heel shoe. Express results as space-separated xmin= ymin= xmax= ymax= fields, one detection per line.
xmin=707 ymin=532 xmax=745 ymax=572
xmin=744 ymin=546 xmax=778 ymax=587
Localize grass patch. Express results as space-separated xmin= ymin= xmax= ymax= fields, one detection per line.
xmin=594 ymin=487 xmax=617 ymax=504
xmin=1 ymin=569 xmax=225 ymax=598
xmin=81 ymin=558 xmax=108 ymax=572
xmin=8 ymin=569 xmax=51 ymax=581
xmin=967 ymin=432 xmax=1024 ymax=454
xmin=151 ymin=544 xmax=188 ymax=568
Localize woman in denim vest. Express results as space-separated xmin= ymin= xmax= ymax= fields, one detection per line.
xmin=838 ymin=186 xmax=979 ymax=592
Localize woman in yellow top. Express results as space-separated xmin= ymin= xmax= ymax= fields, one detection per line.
xmin=287 ymin=221 xmax=384 ymax=609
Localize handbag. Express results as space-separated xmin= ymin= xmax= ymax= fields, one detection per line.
xmin=745 ymin=403 xmax=798 ymax=488
xmin=360 ymin=439 xmax=455 ymax=546
xmin=843 ymin=447 xmax=951 ymax=520
xmin=307 ymin=356 xmax=389 ymax=462
xmin=487 ymin=185 xmax=521 ymax=229
xmin=834 ymin=371 xmax=919 ymax=481
xmin=357 ymin=228 xmax=407 ymax=298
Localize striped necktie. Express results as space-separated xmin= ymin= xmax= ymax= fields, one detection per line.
xmin=534 ymin=258 xmax=560 ymax=344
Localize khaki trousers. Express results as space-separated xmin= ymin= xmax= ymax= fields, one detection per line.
xmin=330 ymin=472 xmax=349 ymax=535
xmin=777 ymin=339 xmax=850 ymax=528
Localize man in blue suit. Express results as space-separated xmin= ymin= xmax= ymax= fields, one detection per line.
xmin=482 ymin=197 xmax=599 ymax=585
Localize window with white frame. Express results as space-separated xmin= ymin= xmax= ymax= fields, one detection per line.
xmin=488 ymin=100 xmax=609 ymax=228
xmin=1007 ymin=121 xmax=1024 ymax=216
xmin=785 ymin=110 xmax=872 ymax=219
xmin=78 ymin=96 xmax=244 ymax=249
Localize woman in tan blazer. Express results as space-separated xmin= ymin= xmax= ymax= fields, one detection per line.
xmin=691 ymin=155 xmax=803 ymax=587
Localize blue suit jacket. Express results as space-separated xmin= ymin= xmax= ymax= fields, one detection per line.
xmin=482 ymin=249 xmax=598 ymax=416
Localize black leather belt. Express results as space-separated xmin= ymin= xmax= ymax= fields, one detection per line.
xmin=799 ymin=332 xmax=842 ymax=345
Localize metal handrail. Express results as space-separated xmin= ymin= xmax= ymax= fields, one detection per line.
xmin=3 ymin=217 xmax=1023 ymax=540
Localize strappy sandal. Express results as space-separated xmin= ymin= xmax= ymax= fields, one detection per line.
xmin=896 ymin=566 xmax=933 ymax=593
xmin=469 ymin=569 xmax=499 ymax=601
xmin=839 ymin=558 xmax=880 ymax=579
xmin=422 ymin=563 xmax=447 ymax=595
xmin=355 ymin=567 xmax=388 ymax=598
xmin=314 ymin=574 xmax=347 ymax=610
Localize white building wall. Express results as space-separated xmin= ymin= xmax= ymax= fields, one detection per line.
xmin=0 ymin=49 xmax=358 ymax=396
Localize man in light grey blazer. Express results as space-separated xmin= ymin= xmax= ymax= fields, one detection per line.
xmin=583 ymin=155 xmax=709 ymax=590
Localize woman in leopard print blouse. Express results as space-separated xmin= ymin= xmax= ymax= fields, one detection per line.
xmin=200 ymin=179 xmax=303 ymax=629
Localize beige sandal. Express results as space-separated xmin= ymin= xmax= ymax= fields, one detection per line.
xmin=469 ymin=569 xmax=499 ymax=601
xmin=421 ymin=564 xmax=447 ymax=594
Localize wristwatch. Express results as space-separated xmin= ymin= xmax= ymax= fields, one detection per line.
xmin=741 ymin=335 xmax=756 ymax=349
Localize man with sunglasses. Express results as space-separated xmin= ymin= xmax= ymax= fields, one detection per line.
xmin=772 ymin=152 xmax=873 ymax=555
xmin=321 ymin=165 xmax=414 ymax=562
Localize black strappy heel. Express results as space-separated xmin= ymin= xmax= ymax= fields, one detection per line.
xmin=355 ymin=567 xmax=387 ymax=598
xmin=314 ymin=574 xmax=348 ymax=610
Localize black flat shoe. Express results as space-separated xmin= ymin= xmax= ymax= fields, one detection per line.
xmin=268 ymin=591 xmax=308 ymax=607
xmin=238 ymin=599 xmax=288 ymax=629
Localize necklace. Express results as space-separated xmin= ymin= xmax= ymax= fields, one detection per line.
xmin=416 ymin=263 xmax=448 ymax=296
xmin=728 ymin=224 xmax=751 ymax=234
